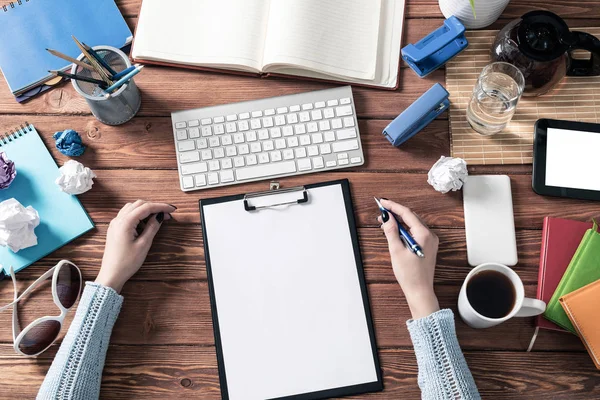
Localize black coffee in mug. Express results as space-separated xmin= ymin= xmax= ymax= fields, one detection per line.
xmin=466 ymin=270 xmax=516 ymax=319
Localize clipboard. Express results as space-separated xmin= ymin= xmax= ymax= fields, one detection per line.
xmin=199 ymin=179 xmax=383 ymax=400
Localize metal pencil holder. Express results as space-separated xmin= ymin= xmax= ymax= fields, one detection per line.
xmin=71 ymin=46 xmax=141 ymax=126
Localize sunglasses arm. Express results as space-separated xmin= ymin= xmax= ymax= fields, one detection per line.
xmin=12 ymin=272 xmax=20 ymax=342
xmin=0 ymin=266 xmax=57 ymax=312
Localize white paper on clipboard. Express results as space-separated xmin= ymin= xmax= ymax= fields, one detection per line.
xmin=202 ymin=182 xmax=379 ymax=400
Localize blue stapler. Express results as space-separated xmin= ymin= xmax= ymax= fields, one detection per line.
xmin=382 ymin=83 xmax=450 ymax=147
xmin=401 ymin=16 xmax=468 ymax=77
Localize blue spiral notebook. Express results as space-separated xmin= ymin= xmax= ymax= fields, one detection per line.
xmin=0 ymin=124 xmax=94 ymax=278
xmin=0 ymin=0 xmax=132 ymax=98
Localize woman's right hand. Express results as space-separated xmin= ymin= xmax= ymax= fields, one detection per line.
xmin=378 ymin=199 xmax=440 ymax=320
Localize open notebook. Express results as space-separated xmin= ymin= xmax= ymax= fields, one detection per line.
xmin=132 ymin=0 xmax=406 ymax=89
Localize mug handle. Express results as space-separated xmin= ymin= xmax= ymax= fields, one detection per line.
xmin=514 ymin=298 xmax=547 ymax=317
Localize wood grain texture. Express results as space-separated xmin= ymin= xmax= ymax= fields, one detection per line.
xmin=1 ymin=345 xmax=598 ymax=400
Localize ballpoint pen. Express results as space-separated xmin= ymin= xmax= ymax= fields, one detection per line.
xmin=374 ymin=197 xmax=425 ymax=258
xmin=103 ymin=65 xmax=144 ymax=95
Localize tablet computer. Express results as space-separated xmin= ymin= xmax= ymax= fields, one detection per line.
xmin=533 ymin=119 xmax=600 ymax=201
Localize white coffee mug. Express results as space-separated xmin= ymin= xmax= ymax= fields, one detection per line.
xmin=458 ymin=263 xmax=546 ymax=329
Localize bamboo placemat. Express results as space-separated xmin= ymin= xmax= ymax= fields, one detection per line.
xmin=446 ymin=28 xmax=600 ymax=165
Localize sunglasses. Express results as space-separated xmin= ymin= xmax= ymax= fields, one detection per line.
xmin=0 ymin=260 xmax=82 ymax=357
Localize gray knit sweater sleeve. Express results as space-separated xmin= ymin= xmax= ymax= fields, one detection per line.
xmin=37 ymin=282 xmax=123 ymax=400
xmin=407 ymin=309 xmax=481 ymax=400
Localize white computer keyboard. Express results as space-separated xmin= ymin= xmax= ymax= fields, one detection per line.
xmin=171 ymin=86 xmax=364 ymax=191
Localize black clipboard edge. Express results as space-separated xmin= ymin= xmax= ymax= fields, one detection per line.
xmin=199 ymin=179 xmax=384 ymax=400
xmin=532 ymin=119 xmax=600 ymax=201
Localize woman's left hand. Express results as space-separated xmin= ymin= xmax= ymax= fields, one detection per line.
xmin=95 ymin=200 xmax=176 ymax=293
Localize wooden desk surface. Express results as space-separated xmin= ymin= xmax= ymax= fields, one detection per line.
xmin=1 ymin=1 xmax=599 ymax=398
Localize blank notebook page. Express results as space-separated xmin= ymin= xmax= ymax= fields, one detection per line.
xmin=202 ymin=184 xmax=378 ymax=400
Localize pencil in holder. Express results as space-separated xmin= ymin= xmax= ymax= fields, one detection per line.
xmin=71 ymin=46 xmax=141 ymax=126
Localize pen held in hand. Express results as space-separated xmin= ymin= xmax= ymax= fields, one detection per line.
xmin=374 ymin=197 xmax=425 ymax=258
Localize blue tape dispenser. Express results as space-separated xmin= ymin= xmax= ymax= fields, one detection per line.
xmin=401 ymin=16 xmax=468 ymax=77
xmin=382 ymin=83 xmax=450 ymax=147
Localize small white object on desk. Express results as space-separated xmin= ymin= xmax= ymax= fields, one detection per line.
xmin=0 ymin=198 xmax=40 ymax=253
xmin=427 ymin=156 xmax=468 ymax=193
xmin=55 ymin=160 xmax=96 ymax=195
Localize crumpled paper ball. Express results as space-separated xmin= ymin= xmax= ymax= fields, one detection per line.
xmin=0 ymin=198 xmax=40 ymax=252
xmin=55 ymin=160 xmax=97 ymax=195
xmin=0 ymin=152 xmax=16 ymax=189
xmin=53 ymin=129 xmax=86 ymax=157
xmin=427 ymin=156 xmax=468 ymax=193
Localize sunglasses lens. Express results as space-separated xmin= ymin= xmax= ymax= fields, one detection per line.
xmin=56 ymin=263 xmax=81 ymax=309
xmin=18 ymin=320 xmax=61 ymax=356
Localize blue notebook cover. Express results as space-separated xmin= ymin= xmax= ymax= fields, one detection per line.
xmin=0 ymin=124 xmax=94 ymax=277
xmin=0 ymin=0 xmax=132 ymax=94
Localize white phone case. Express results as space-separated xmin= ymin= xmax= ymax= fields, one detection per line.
xmin=463 ymin=175 xmax=518 ymax=267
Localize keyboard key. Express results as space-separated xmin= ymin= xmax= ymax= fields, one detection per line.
xmin=214 ymin=116 xmax=225 ymax=123
xmin=209 ymin=160 xmax=220 ymax=171
xmin=338 ymin=153 xmax=348 ymax=160
xmin=250 ymin=119 xmax=261 ymax=129
xmin=302 ymin=103 xmax=314 ymax=110
xmin=236 ymin=160 xmax=296 ymax=181
xmin=276 ymin=107 xmax=288 ymax=114
xmin=195 ymin=174 xmax=207 ymax=187
xmin=270 ymin=150 xmax=282 ymax=162
xmin=189 ymin=127 xmax=200 ymax=139
xmin=251 ymin=110 xmax=263 ymax=118
xmin=320 ymin=143 xmax=332 ymax=154
xmin=313 ymin=156 xmax=324 ymax=169
xmin=250 ymin=142 xmax=262 ymax=153
xmin=238 ymin=120 xmax=249 ymax=131
xmin=297 ymin=158 xmax=311 ymax=171
xmin=225 ymin=122 xmax=237 ymax=133
xmin=246 ymin=154 xmax=258 ymax=165
xmin=351 ymin=157 xmax=362 ymax=164
xmin=295 ymin=148 xmax=307 ymax=158
xmin=226 ymin=114 xmax=238 ymax=121
xmin=274 ymin=115 xmax=286 ymax=126
xmin=189 ymin=120 xmax=200 ymax=127
xmin=324 ymin=131 xmax=336 ymax=142
xmin=176 ymin=130 xmax=187 ymax=140
xmin=201 ymin=149 xmax=212 ymax=160
xmin=209 ymin=137 xmax=220 ymax=147
xmin=214 ymin=148 xmax=225 ymax=159
xmin=175 ymin=122 xmax=186 ymax=129
xmin=221 ymin=135 xmax=233 ymax=146
xmin=327 ymin=99 xmax=339 ymax=107
xmin=294 ymin=124 xmax=306 ymax=135
xmin=264 ymin=108 xmax=276 ymax=116
xmin=201 ymin=126 xmax=212 ymax=137
xmin=182 ymin=176 xmax=194 ymax=188
xmin=307 ymin=122 xmax=318 ymax=133
xmin=182 ymin=162 xmax=208 ymax=175
xmin=299 ymin=135 xmax=311 ymax=146
xmin=234 ymin=157 xmax=245 ymax=167
xmin=299 ymin=111 xmax=310 ymax=122
xmin=287 ymin=113 xmax=298 ymax=124
xmin=258 ymin=129 xmax=269 ymax=140
xmin=307 ymin=145 xmax=319 ymax=156
xmin=270 ymin=127 xmax=282 ymax=138
xmin=343 ymin=117 xmax=355 ymax=127
xmin=336 ymin=128 xmax=357 ymax=140
xmin=331 ymin=118 xmax=343 ymax=129
xmin=226 ymin=146 xmax=237 ymax=157
xmin=221 ymin=158 xmax=233 ymax=169
xmin=311 ymin=133 xmax=323 ymax=144
xmin=319 ymin=120 xmax=331 ymax=131
xmin=246 ymin=131 xmax=257 ymax=142
xmin=323 ymin=108 xmax=335 ymax=118
xmin=290 ymin=105 xmax=301 ymax=112
xmin=221 ymin=170 xmax=234 ymax=183
xmin=200 ymin=118 xmax=211 ymax=126
xmin=326 ymin=160 xmax=337 ymax=168
xmin=287 ymin=137 xmax=299 ymax=147
xmin=238 ymin=144 xmax=250 ymax=154
xmin=239 ymin=112 xmax=250 ymax=120
xmin=178 ymin=140 xmax=195 ymax=152
xmin=275 ymin=138 xmax=287 ymax=149
xmin=233 ymin=133 xmax=245 ymax=144
xmin=332 ymin=139 xmax=359 ymax=152
xmin=180 ymin=151 xmax=200 ymax=163
xmin=336 ymin=105 xmax=353 ymax=117
xmin=311 ymin=109 xmax=323 ymax=120
xmin=282 ymin=126 xmax=294 ymax=137
xmin=262 ymin=117 xmax=274 ymax=128
xmin=214 ymin=124 xmax=225 ymax=135
xmin=283 ymin=149 xmax=294 ymax=160
xmin=263 ymin=140 xmax=274 ymax=151
xmin=339 ymin=159 xmax=349 ymax=166
xmin=208 ymin=172 xmax=219 ymax=185
xmin=315 ymin=101 xmax=326 ymax=108
xmin=340 ymin=97 xmax=351 ymax=105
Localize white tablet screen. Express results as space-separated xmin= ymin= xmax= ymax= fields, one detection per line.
xmin=545 ymin=127 xmax=600 ymax=192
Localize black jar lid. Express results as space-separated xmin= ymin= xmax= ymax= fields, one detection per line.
xmin=517 ymin=11 xmax=571 ymax=62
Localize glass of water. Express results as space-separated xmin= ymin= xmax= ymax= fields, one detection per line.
xmin=466 ymin=62 xmax=525 ymax=136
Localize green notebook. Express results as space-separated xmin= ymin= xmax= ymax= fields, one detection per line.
xmin=544 ymin=221 xmax=600 ymax=334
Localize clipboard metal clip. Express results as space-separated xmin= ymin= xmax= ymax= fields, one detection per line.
xmin=243 ymin=181 xmax=309 ymax=211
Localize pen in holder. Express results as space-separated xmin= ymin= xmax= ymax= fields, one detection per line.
xmin=71 ymin=46 xmax=141 ymax=126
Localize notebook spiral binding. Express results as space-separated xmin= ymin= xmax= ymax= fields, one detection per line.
xmin=0 ymin=122 xmax=32 ymax=147
xmin=1 ymin=0 xmax=29 ymax=12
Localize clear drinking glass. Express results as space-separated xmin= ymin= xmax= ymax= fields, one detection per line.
xmin=466 ymin=62 xmax=525 ymax=136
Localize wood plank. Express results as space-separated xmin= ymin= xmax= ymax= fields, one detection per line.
xmin=1 ymin=344 xmax=597 ymax=399
xmin=75 ymin=170 xmax=600 ymax=228
xmin=0 ymin=281 xmax=584 ymax=351
xmin=0 ymin=117 xmax=451 ymax=172
xmin=13 ymin=225 xmax=544 ymax=285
